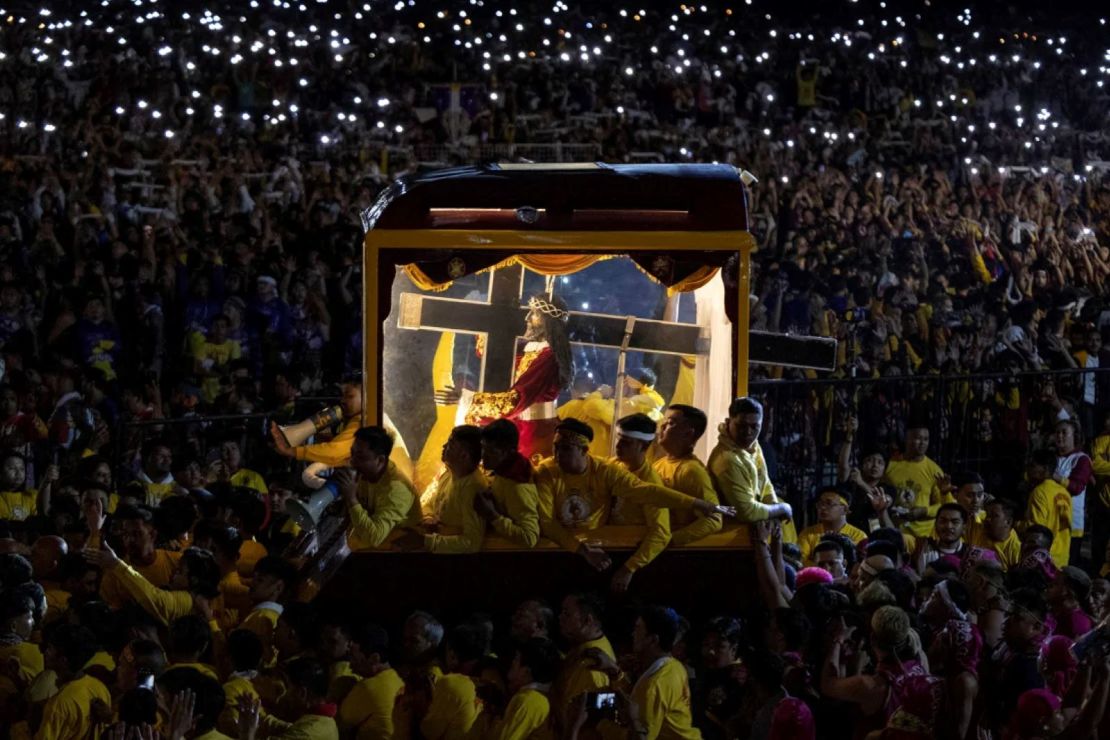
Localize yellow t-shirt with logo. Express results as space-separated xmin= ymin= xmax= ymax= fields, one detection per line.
xmin=882 ymin=457 xmax=946 ymax=538
xmin=0 ymin=489 xmax=37 ymax=521
xmin=1024 ymin=479 xmax=1073 ymax=568
xmin=631 ymin=657 xmax=701 ymax=740
xmin=534 ymin=456 xmax=694 ymax=553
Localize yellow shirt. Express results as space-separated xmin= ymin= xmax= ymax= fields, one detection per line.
xmin=100 ymin=549 xmax=181 ymax=609
xmin=653 ymin=454 xmax=722 ymax=546
xmin=33 ymin=673 xmax=111 ymax=740
xmin=557 ymin=392 xmax=614 ymax=459
xmin=242 ymin=603 xmax=283 ymax=667
xmin=969 ymin=526 xmax=1022 ymax=570
xmin=220 ymin=673 xmax=262 ymax=735
xmin=555 ymin=635 xmax=615 ymax=710
xmin=534 ymin=456 xmax=695 ymax=553
xmin=268 ymin=714 xmax=340 ymax=740
xmin=219 ymin=570 xmax=252 ymax=621
xmin=420 ymin=673 xmax=483 ymax=740
xmin=327 ymin=660 xmax=361 ymax=705
xmin=1090 ymin=434 xmax=1110 ymax=508
xmin=338 ymin=667 xmax=405 ymax=740
xmin=631 ymin=657 xmax=700 ymax=740
xmin=196 ymin=730 xmax=235 ymax=740
xmin=882 ymin=456 xmax=947 ymax=538
xmin=798 ymin=522 xmax=868 ymax=564
xmin=1024 ymin=479 xmax=1072 ymax=568
xmin=138 ymin=473 xmax=177 ymax=507
xmin=706 ymin=431 xmax=796 ymax=542
xmin=348 ymin=462 xmax=422 ymax=551
xmin=0 ymin=641 xmax=43 ymax=699
xmin=488 ymin=473 xmax=541 ymax=548
xmin=197 ymin=339 xmax=242 ymax=401
xmin=197 ymin=338 xmax=241 ymax=367
xmin=294 ymin=417 xmax=358 ymax=466
xmin=0 ymin=489 xmax=36 ymax=520
xmin=610 ymin=459 xmax=670 ymax=574
xmin=230 ymin=468 xmax=269 ymax=494
xmin=237 ymin=539 xmax=268 ymax=578
xmin=169 ymin=661 xmax=219 ymax=680
xmin=43 ymin=587 xmax=71 ymax=625
xmin=107 ymin=560 xmax=201 ymax=626
xmin=490 ymin=685 xmax=553 ymax=740
xmin=421 ymin=469 xmax=488 ymax=554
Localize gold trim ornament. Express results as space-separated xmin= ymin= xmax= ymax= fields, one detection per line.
xmin=528 ymin=295 xmax=569 ymax=322
xmin=447 ymin=257 xmax=467 ymax=279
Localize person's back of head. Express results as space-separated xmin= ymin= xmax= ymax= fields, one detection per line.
xmin=638 ymin=605 xmax=682 ymax=653
xmin=867 ymin=528 xmax=907 ymax=561
xmin=875 ymin=569 xmax=917 ymax=613
xmin=516 ymin=637 xmax=561 ymax=685
xmin=193 ymin=518 xmax=243 ymax=563
xmin=46 ymin=622 xmax=99 ymax=677
xmin=772 ymin=607 xmax=810 ymax=652
xmin=252 ymin=555 xmax=299 ymax=604
xmin=180 ymin=547 xmax=222 ymax=598
xmin=126 ymin=638 xmax=167 ymax=684
xmin=286 ymin=656 xmax=330 ymax=701
xmin=481 ymin=419 xmax=519 ymax=451
xmin=228 ymin=629 xmax=264 ymax=674
xmin=446 ymin=623 xmax=487 ymax=667
xmin=230 ymin=489 xmax=267 ymax=537
xmin=169 ymin=614 xmax=211 ymax=662
xmin=354 ymin=426 xmax=394 ymax=457
xmin=153 ymin=496 xmax=198 ymax=545
xmin=279 ymin=602 xmax=319 ymax=654
xmin=118 ymin=688 xmax=158 ymax=726
xmin=157 ymin=668 xmax=226 ymax=734
xmin=350 ymin=622 xmax=390 ymax=664
xmin=0 ymin=552 xmax=32 ymax=589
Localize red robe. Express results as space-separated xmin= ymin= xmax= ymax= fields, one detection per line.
xmin=466 ymin=342 xmax=561 ymax=461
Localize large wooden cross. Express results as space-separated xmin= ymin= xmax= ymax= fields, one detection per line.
xmin=397 ymin=264 xmax=836 ymax=391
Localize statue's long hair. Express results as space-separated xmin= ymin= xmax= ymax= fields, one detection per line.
xmin=535 ymin=294 xmax=575 ymax=392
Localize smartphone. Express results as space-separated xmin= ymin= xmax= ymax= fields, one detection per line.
xmin=585 ymin=691 xmax=617 ymax=722
xmin=140 ymin=674 xmax=155 ymax=690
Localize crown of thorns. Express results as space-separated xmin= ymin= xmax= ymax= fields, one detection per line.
xmin=528 ymin=295 xmax=569 ymax=322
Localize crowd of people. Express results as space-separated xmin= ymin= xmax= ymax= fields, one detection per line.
xmin=5 ymin=393 xmax=1110 ymax=739
xmin=2 ymin=0 xmax=1110 ymax=737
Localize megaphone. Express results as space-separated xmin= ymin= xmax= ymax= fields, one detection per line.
xmin=286 ymin=479 xmax=341 ymax=531
xmin=277 ymin=405 xmax=344 ymax=447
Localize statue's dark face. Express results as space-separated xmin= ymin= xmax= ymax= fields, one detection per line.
xmin=524 ymin=308 xmax=546 ymax=341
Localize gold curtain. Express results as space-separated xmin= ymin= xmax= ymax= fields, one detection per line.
xmin=403 ymin=254 xmax=613 ymax=291
xmin=403 ymin=253 xmax=718 ymax=295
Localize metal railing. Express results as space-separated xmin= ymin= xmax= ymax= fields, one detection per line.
xmin=749 ymin=366 xmax=1110 ymax=527
xmin=110 ymin=397 xmax=338 ymax=483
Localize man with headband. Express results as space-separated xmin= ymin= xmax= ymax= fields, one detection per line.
xmin=465 ymin=294 xmax=575 ymax=462
xmin=535 ymin=418 xmax=735 ymax=572
xmin=798 ymin=486 xmax=867 ymax=565
xmin=608 ymin=414 xmax=671 ymax=593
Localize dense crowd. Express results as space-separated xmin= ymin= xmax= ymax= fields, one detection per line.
xmin=5 ymin=395 xmax=1110 ymax=740
xmin=2 ymin=0 xmax=1110 ymax=737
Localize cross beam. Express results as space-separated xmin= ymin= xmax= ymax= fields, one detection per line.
xmin=397 ymin=264 xmax=837 ymax=393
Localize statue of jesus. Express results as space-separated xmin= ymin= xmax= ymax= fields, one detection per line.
xmin=462 ymin=294 xmax=574 ymax=461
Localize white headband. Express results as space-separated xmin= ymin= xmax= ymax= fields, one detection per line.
xmin=618 ymin=430 xmax=655 ymax=442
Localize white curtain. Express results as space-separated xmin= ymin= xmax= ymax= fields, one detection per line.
xmin=692 ymin=273 xmax=735 ymax=461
